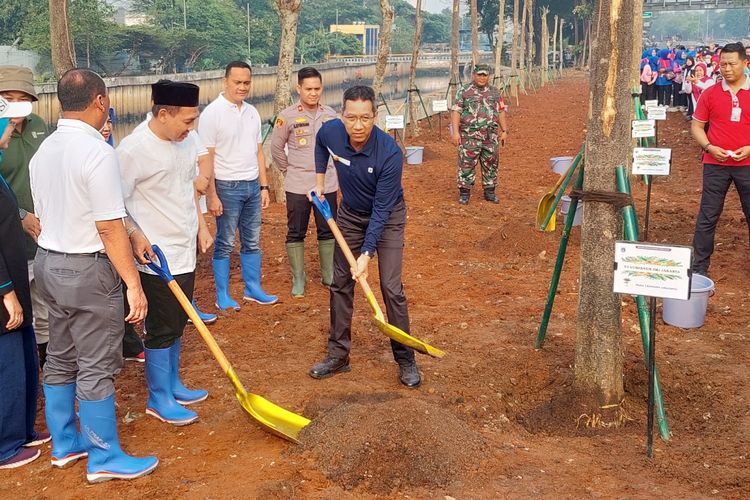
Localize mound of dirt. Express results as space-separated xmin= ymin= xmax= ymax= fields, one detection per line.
xmin=299 ymin=394 xmax=485 ymax=494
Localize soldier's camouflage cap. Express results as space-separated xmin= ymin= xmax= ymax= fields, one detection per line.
xmin=473 ymin=64 xmax=491 ymax=75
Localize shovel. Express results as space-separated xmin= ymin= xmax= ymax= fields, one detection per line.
xmin=536 ymin=150 xmax=583 ymax=232
xmin=310 ymin=194 xmax=445 ymax=359
xmin=146 ymin=245 xmax=310 ymax=443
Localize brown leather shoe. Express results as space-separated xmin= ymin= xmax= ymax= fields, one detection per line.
xmin=309 ymin=356 xmax=351 ymax=379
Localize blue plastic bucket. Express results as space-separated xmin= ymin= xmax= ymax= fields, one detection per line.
xmin=662 ymin=274 xmax=715 ymax=328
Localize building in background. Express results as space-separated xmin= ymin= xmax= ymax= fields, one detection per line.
xmin=330 ymin=23 xmax=379 ymax=56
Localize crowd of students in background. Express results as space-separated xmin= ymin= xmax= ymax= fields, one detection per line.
xmin=639 ymin=42 xmax=750 ymax=120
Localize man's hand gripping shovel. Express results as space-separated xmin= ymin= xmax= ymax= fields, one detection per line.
xmin=310 ymin=193 xmax=445 ymax=358
xmin=146 ymin=245 xmax=310 ymax=443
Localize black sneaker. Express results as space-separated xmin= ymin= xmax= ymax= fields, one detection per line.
xmin=458 ymin=188 xmax=470 ymax=205
xmin=484 ymin=189 xmax=499 ymax=204
xmin=309 ymin=356 xmax=351 ymax=379
xmin=398 ymin=362 xmax=421 ymax=388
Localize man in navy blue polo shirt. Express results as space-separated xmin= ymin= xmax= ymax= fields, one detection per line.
xmin=309 ymin=85 xmax=420 ymax=388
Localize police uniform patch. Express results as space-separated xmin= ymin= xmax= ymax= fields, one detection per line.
xmin=294 ymin=128 xmax=309 ymax=136
xmin=295 ymin=117 xmax=306 ymax=123
xmin=275 ymin=117 xmax=285 ymax=128
xmin=299 ymin=138 xmax=307 ymax=146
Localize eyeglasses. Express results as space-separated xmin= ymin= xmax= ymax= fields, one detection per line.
xmin=341 ymin=113 xmax=375 ymax=125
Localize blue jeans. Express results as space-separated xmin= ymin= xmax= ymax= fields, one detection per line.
xmin=214 ymin=179 xmax=262 ymax=260
xmin=0 ymin=326 xmax=38 ymax=461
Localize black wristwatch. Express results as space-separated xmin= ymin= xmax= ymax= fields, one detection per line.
xmin=702 ymin=143 xmax=712 ymax=152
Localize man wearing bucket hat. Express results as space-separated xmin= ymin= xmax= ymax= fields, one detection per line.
xmin=0 ymin=65 xmax=51 ymax=368
xmin=451 ymin=63 xmax=508 ymax=205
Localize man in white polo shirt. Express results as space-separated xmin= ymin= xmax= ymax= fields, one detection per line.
xmin=30 ymin=68 xmax=158 ymax=483
xmin=117 ymin=80 xmax=212 ymax=427
xmin=199 ymin=61 xmax=277 ymax=310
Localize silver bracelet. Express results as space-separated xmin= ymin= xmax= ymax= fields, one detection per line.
xmin=126 ymin=225 xmax=138 ymax=237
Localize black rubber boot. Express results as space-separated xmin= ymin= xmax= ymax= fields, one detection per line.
xmin=484 ymin=188 xmax=499 ymax=204
xmin=458 ymin=188 xmax=470 ymax=205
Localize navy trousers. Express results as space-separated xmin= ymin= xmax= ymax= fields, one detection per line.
xmin=0 ymin=326 xmax=38 ymax=461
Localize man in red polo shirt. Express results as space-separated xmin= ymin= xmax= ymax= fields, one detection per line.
xmin=691 ymin=42 xmax=750 ymax=276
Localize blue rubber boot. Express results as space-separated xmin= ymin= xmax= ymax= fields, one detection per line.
xmin=212 ymin=258 xmax=240 ymax=311
xmin=240 ymin=253 xmax=278 ymax=305
xmin=170 ymin=338 xmax=208 ymax=405
xmin=144 ymin=347 xmax=198 ymax=426
xmin=189 ymin=299 xmax=217 ymax=325
xmin=79 ymin=394 xmax=158 ymax=483
xmin=43 ymin=383 xmax=88 ymax=468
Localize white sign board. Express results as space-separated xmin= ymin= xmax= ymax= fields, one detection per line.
xmin=647 ymin=106 xmax=667 ymax=121
xmin=632 ymin=119 xmax=656 ymax=138
xmin=613 ymin=241 xmax=692 ymax=300
xmin=632 ymin=148 xmax=672 ymax=176
xmin=432 ymin=99 xmax=449 ymax=112
xmin=644 ymin=99 xmax=659 ymax=109
xmin=385 ymin=115 xmax=405 ymax=130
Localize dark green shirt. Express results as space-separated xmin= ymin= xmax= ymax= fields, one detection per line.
xmin=0 ymin=113 xmax=48 ymax=260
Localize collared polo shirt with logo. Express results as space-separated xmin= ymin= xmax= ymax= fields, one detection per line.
xmin=198 ymin=93 xmax=262 ymax=181
xmin=30 ymin=119 xmax=127 ymax=254
xmin=314 ymin=119 xmax=404 ymax=254
xmin=694 ymin=75 xmax=750 ymax=166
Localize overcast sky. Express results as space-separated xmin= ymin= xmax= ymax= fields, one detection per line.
xmin=407 ymin=0 xmax=453 ymax=14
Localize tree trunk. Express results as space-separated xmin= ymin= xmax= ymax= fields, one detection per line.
xmin=575 ymin=0 xmax=640 ymax=423
xmin=271 ymin=0 xmax=303 ymax=204
xmin=559 ymin=17 xmax=565 ymax=71
xmin=540 ymin=7 xmax=549 ymax=86
xmin=408 ymin=0 xmax=423 ymax=137
xmin=510 ymin=0 xmax=519 ymax=98
xmin=470 ymin=0 xmax=479 ymax=66
xmin=49 ymin=0 xmax=76 ymax=79
xmin=449 ymin=0 xmax=460 ymax=104
xmin=373 ymin=0 xmax=394 ymax=99
xmin=586 ymin=20 xmax=593 ymax=69
xmin=494 ymin=0 xmax=506 ymax=79
xmin=524 ymin=0 xmax=534 ymax=74
xmin=518 ymin=0 xmax=526 ymax=71
xmin=552 ymin=14 xmax=558 ymax=71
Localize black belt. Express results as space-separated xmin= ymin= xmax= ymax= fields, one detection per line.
xmin=38 ymin=247 xmax=109 ymax=259
xmin=343 ymin=196 xmax=404 ymax=217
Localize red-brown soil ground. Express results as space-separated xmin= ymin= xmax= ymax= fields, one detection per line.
xmin=5 ymin=73 xmax=749 ymax=498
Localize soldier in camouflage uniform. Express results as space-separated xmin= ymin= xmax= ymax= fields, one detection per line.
xmin=450 ymin=63 xmax=508 ymax=205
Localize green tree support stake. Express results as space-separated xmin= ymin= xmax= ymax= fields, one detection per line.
xmin=616 ymin=165 xmax=670 ymax=441
xmin=536 ymin=163 xmax=585 ymax=348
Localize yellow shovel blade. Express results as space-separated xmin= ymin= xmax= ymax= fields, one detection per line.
xmin=168 ymin=280 xmax=310 ymax=443
xmin=536 ymin=193 xmax=557 ymax=232
xmin=224 ymin=366 xmax=311 ymax=444
xmin=365 ymin=291 xmax=446 ymax=359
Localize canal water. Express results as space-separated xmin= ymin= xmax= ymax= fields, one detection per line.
xmin=112 ymin=69 xmax=452 ymax=143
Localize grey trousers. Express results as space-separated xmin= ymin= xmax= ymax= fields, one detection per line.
xmin=328 ymin=200 xmax=415 ymax=365
xmin=27 ymin=260 xmax=49 ymax=345
xmin=35 ymin=249 xmax=124 ymax=401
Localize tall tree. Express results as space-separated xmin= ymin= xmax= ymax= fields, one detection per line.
xmin=407 ymin=0 xmax=423 ymax=137
xmin=494 ymin=0 xmax=506 ymax=77
xmin=510 ymin=0 xmax=520 ymax=99
xmin=540 ymin=5 xmax=549 ymax=86
xmin=575 ymin=0 xmax=640 ymax=422
xmin=271 ymin=0 xmax=303 ymax=203
xmin=559 ymin=17 xmax=564 ymax=70
xmin=552 ymin=14 xmax=558 ymax=72
xmin=518 ymin=0 xmax=526 ymax=71
xmin=449 ymin=0 xmax=460 ymax=103
xmin=49 ymin=0 xmax=76 ymax=78
xmin=373 ymin=0 xmax=395 ymax=99
xmin=470 ymin=0 xmax=478 ymax=66
xmin=524 ymin=0 xmax=534 ymax=73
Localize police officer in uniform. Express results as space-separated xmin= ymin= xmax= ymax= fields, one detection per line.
xmin=450 ymin=63 xmax=509 ymax=205
xmin=271 ymin=67 xmax=338 ymax=298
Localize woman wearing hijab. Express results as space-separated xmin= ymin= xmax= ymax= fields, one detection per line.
xmin=673 ymin=49 xmax=688 ymax=110
xmin=655 ymin=48 xmax=674 ymax=107
xmin=640 ymin=49 xmax=657 ymax=103
xmin=682 ymin=55 xmax=697 ymax=118
xmin=0 ymin=102 xmax=50 ymax=469
xmin=684 ymin=63 xmax=715 ymax=114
